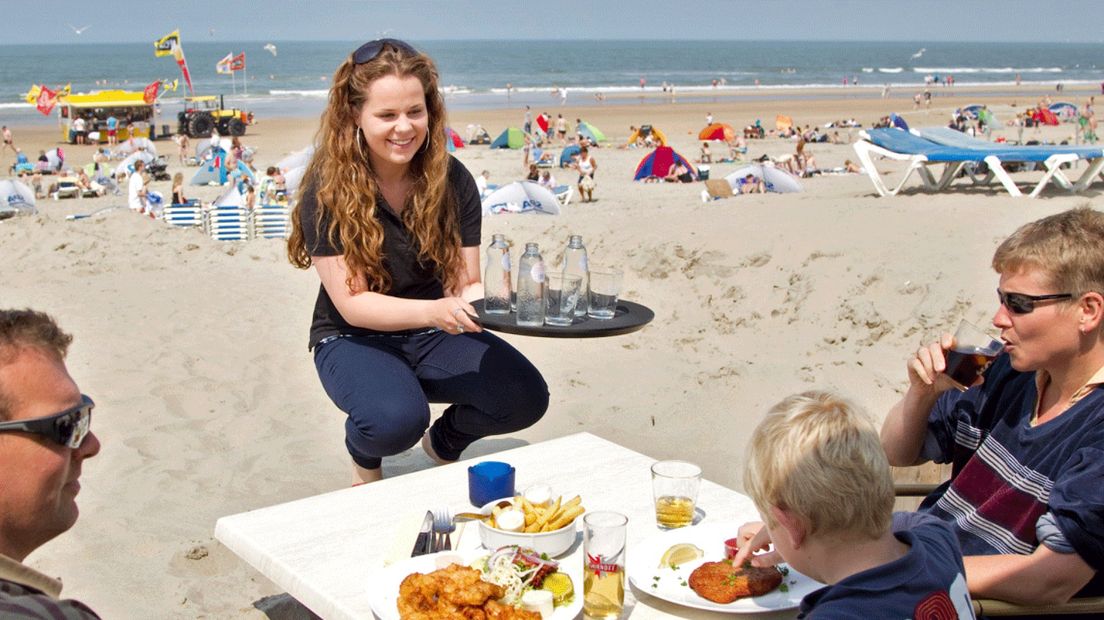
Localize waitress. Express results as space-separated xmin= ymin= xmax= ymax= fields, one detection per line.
xmin=288 ymin=39 xmax=548 ymax=484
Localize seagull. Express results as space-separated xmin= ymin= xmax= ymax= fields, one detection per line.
xmin=68 ymin=24 xmax=91 ymax=35
xmin=910 ymin=47 xmax=926 ymax=60
xmin=264 ymin=43 xmax=277 ymax=57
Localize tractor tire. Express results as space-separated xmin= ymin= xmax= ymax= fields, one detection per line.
xmin=188 ymin=113 xmax=215 ymax=138
xmin=227 ymin=117 xmax=246 ymax=136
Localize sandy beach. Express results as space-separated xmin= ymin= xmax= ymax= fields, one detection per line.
xmin=1 ymin=82 xmax=1099 ymax=617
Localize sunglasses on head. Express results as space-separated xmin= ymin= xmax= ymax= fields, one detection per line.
xmin=0 ymin=394 xmax=93 ymax=449
xmin=352 ymin=38 xmax=418 ymax=64
xmin=997 ymin=289 xmax=1074 ymax=314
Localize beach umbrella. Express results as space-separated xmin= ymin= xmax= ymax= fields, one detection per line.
xmin=961 ymin=104 xmax=985 ymax=119
xmin=195 ymin=137 xmax=233 ymax=161
xmin=577 ymin=121 xmax=606 ymax=143
xmin=775 ymin=115 xmax=794 ymax=131
xmin=113 ymin=137 xmax=157 ymax=157
xmin=284 ymin=165 xmax=307 ymax=196
xmin=889 ymin=113 xmax=909 ymax=131
xmin=214 ymin=186 xmax=245 ymax=208
xmin=724 ymin=164 xmax=803 ymax=194
xmin=276 ymin=145 xmax=314 ymax=172
xmin=0 ymin=179 xmax=36 ymax=218
xmin=698 ymin=123 xmax=736 ymax=142
xmin=112 ymin=151 xmax=155 ymax=177
xmin=536 ymin=113 xmax=550 ymax=134
xmin=1050 ymin=101 xmax=1078 ymax=118
xmin=45 ymin=148 xmax=64 ymax=171
xmin=481 ymin=181 xmax=561 ymax=215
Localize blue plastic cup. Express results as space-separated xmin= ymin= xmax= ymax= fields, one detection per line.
xmin=468 ymin=461 xmax=516 ymax=507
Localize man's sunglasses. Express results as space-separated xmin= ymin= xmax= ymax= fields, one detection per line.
xmin=998 ymin=289 xmax=1074 ymax=314
xmin=0 ymin=394 xmax=93 ymax=449
xmin=353 ymin=38 xmax=418 ymax=64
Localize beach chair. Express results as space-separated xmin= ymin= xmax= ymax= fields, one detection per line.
xmin=51 ymin=177 xmax=81 ymax=200
xmin=251 ymin=204 xmax=291 ymax=239
xmin=162 ymin=200 xmax=203 ymax=228
xmin=204 ymin=205 xmax=250 ymax=241
xmin=894 ymin=481 xmax=1104 ymax=616
xmin=854 ymin=128 xmax=1104 ymax=198
xmin=552 ymin=184 xmax=573 ymax=206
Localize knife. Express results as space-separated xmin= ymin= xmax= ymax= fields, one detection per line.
xmin=411 ymin=511 xmax=434 ymax=557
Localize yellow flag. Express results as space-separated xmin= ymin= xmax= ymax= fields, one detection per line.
xmin=24 ymin=84 xmax=41 ymax=104
xmin=154 ymin=30 xmax=180 ymax=57
xmin=61 ymin=83 xmax=72 ymax=96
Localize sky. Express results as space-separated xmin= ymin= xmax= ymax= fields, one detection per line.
xmin=6 ymin=0 xmax=1100 ymax=44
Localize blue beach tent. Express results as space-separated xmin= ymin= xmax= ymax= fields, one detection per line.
xmin=559 ymin=145 xmax=581 ymax=168
xmin=490 ymin=127 xmax=525 ymax=149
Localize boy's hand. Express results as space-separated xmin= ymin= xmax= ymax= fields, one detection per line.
xmin=729 ymin=521 xmax=782 ymax=568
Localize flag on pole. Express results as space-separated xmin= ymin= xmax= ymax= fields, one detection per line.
xmin=36 ymin=85 xmax=57 ymax=116
xmin=216 ymin=53 xmax=233 ymax=75
xmin=24 ymin=84 xmax=41 ymax=104
xmin=142 ymin=80 xmax=161 ymax=104
xmin=153 ymin=30 xmax=180 ymax=57
xmin=230 ymin=52 xmax=246 ymax=72
xmin=165 ymin=79 xmax=179 ymax=92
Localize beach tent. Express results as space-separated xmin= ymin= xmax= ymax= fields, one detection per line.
xmin=577 ymin=121 xmax=606 ymax=143
xmin=190 ymin=147 xmax=255 ymax=186
xmin=445 ymin=127 xmax=465 ymax=152
xmin=776 ymin=115 xmax=794 ymax=131
xmin=195 ymin=137 xmax=233 ymax=161
xmin=961 ymin=104 xmax=985 ymax=119
xmin=490 ymin=127 xmax=525 ymax=149
xmin=481 ymin=181 xmax=561 ymax=215
xmin=626 ymin=125 xmax=668 ymax=147
xmin=1032 ymin=108 xmax=1060 ymax=126
xmin=1050 ymin=102 xmax=1078 ymax=118
xmin=0 ymin=179 xmax=37 ymax=219
xmin=698 ymin=123 xmax=736 ymax=142
xmin=889 ymin=113 xmax=909 ymax=131
xmin=45 ymin=148 xmax=65 ymax=172
xmin=724 ymin=164 xmax=803 ymax=194
xmin=112 ymin=151 xmax=155 ymax=177
xmin=559 ymin=144 xmax=581 ymax=168
xmin=633 ymin=146 xmax=697 ymax=181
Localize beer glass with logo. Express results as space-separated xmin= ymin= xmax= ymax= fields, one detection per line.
xmin=944 ymin=320 xmax=1004 ymax=391
xmin=583 ymin=511 xmax=627 ymax=619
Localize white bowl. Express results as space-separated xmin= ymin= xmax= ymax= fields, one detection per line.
xmin=476 ymin=498 xmax=579 ymax=558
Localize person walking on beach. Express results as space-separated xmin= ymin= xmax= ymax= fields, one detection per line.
xmin=0 ymin=309 xmax=102 ymax=618
xmin=287 ymin=39 xmax=549 ymax=484
xmin=574 ymin=145 xmax=597 ymax=202
xmin=555 ymin=114 xmax=567 ymax=145
xmin=105 ymin=115 xmax=118 ymax=146
xmin=2 ymin=126 xmax=16 ymax=155
xmin=127 ymin=160 xmax=148 ymax=214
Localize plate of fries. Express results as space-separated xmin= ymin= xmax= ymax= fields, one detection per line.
xmin=477 ymin=494 xmax=585 ymax=558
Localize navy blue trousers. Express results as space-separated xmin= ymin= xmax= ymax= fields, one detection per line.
xmin=313 ymin=329 xmax=549 ymax=469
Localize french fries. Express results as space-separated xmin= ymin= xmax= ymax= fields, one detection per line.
xmin=488 ymin=494 xmax=585 ymax=532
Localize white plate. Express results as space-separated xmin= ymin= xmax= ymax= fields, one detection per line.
xmin=626 ymin=521 xmax=824 ymax=614
xmin=368 ymin=549 xmax=584 ymax=620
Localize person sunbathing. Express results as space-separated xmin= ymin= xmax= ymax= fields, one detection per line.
xmin=738 ymin=174 xmax=765 ymax=194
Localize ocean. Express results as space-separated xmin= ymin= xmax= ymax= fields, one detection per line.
xmin=1 ymin=39 xmax=1100 ymax=126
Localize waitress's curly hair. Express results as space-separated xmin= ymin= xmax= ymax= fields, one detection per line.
xmin=287 ymin=42 xmax=461 ymax=294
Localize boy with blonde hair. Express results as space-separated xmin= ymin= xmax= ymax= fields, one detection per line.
xmin=733 ymin=391 xmax=975 ymax=618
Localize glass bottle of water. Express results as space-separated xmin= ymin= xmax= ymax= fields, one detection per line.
xmin=516 ymin=242 xmax=545 ymax=327
xmin=562 ymin=234 xmax=589 ymax=316
xmin=484 ymin=234 xmax=511 ymax=315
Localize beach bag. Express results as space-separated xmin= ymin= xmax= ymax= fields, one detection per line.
xmin=580 ymin=175 xmax=596 ymax=191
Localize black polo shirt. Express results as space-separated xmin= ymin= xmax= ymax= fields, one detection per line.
xmin=300 ymin=155 xmax=481 ymax=349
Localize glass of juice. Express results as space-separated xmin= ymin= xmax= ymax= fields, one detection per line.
xmin=651 ymin=460 xmax=701 ymax=529
xmin=583 ymin=511 xmax=627 ymax=619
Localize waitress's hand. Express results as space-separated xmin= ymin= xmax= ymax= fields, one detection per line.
xmin=428 ymin=297 xmax=482 ymax=335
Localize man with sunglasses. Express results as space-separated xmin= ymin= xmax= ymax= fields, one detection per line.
xmin=0 ymin=309 xmax=100 ymax=618
xmin=881 ymin=208 xmax=1104 ymax=609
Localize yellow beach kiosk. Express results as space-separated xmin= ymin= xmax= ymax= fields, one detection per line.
xmin=57 ymin=90 xmax=161 ymax=144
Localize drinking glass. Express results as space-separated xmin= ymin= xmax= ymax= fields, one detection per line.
xmin=583 ymin=511 xmax=627 ymax=619
xmin=651 ymin=460 xmax=701 ymax=529
xmin=544 ymin=273 xmax=582 ymax=327
xmin=587 ymin=267 xmax=623 ymax=320
xmin=944 ymin=319 xmax=1003 ymax=391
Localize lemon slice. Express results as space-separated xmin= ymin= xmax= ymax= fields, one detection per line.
xmin=540 ymin=571 xmax=575 ymax=606
xmin=658 ymin=543 xmax=703 ymax=568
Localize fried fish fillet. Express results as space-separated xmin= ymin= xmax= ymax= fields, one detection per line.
xmin=688 ymin=561 xmax=783 ymax=603
xmin=397 ymin=564 xmax=539 ymax=620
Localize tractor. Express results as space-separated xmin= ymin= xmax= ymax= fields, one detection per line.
xmin=177 ymin=95 xmax=253 ymax=138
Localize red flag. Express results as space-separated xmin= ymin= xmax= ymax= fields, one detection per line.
xmin=171 ymin=41 xmax=194 ymax=95
xmin=230 ymin=52 xmax=245 ymax=72
xmin=142 ymin=80 xmax=161 ymax=104
xmin=36 ymin=85 xmax=57 ymax=116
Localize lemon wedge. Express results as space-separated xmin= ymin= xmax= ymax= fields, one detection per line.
xmin=658 ymin=543 xmax=703 ymax=568
xmin=540 ymin=572 xmax=574 ymax=606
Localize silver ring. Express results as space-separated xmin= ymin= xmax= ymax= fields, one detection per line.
xmin=456 ymin=323 xmax=464 ymax=333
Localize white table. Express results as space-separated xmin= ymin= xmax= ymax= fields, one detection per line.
xmin=215 ymin=432 xmax=798 ymax=619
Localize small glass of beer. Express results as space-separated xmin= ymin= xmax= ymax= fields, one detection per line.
xmin=944 ymin=320 xmax=1004 ymax=391
xmin=651 ymin=460 xmax=702 ymax=529
xmin=583 ymin=511 xmax=628 ymax=620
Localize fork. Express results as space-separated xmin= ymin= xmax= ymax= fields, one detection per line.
xmin=431 ymin=506 xmax=455 ymax=552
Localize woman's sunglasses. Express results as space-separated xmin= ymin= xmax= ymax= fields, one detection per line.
xmin=0 ymin=394 xmax=93 ymax=449
xmin=353 ymin=38 xmax=418 ymax=64
xmin=997 ymin=289 xmax=1073 ymax=314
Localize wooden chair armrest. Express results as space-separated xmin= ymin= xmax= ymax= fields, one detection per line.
xmin=894 ymin=482 xmax=938 ymax=497
xmin=974 ymin=596 xmax=1104 ymax=616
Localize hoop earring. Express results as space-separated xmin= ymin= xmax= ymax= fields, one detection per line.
xmin=355 ymin=127 xmax=367 ymax=161
xmin=421 ymin=134 xmax=431 ymax=153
